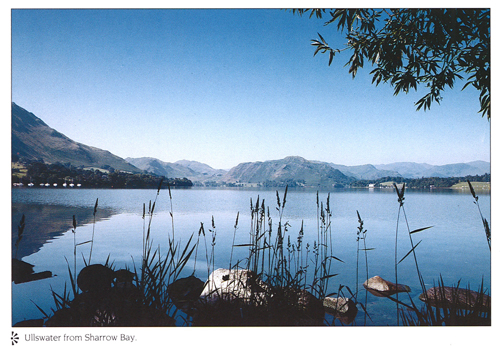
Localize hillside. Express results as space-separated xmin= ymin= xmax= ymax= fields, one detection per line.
xmin=12 ymin=103 xmax=142 ymax=173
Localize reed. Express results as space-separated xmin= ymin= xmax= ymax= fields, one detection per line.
xmin=14 ymin=214 xmax=25 ymax=260
xmin=355 ymin=210 xmax=372 ymax=324
xmin=229 ymin=212 xmax=239 ymax=271
xmin=231 ymin=186 xmax=343 ymax=320
xmin=88 ymin=198 xmax=98 ymax=264
xmin=167 ymin=181 xmax=175 ymax=239
xmin=467 ymin=179 xmax=491 ymax=250
xmin=139 ymin=180 xmax=197 ymax=320
xmin=393 ymin=183 xmax=431 ymax=324
xmin=71 ymin=215 xmax=77 ymax=284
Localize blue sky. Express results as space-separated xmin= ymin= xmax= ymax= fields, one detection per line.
xmin=11 ymin=8 xmax=491 ymax=170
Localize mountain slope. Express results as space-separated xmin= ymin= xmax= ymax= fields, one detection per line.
xmin=11 ymin=103 xmax=142 ymax=173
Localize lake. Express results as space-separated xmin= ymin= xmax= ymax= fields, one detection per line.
xmin=11 ymin=187 xmax=491 ymax=326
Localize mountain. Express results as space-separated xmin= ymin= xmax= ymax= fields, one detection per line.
xmin=126 ymin=157 xmax=227 ymax=181
xmin=374 ymin=161 xmax=490 ymax=179
xmin=11 ymin=103 xmax=142 ymax=173
xmin=223 ymin=156 xmax=355 ymax=187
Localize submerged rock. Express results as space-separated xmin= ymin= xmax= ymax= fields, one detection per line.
xmin=419 ymin=286 xmax=491 ymax=312
xmin=363 ymin=275 xmax=411 ymax=297
xmin=323 ymin=297 xmax=354 ymax=314
xmin=323 ymin=297 xmax=358 ymax=324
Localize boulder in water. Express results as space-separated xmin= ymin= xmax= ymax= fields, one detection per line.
xmin=323 ymin=297 xmax=358 ymax=324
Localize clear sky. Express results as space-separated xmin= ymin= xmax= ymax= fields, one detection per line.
xmin=11 ymin=7 xmax=491 ymax=170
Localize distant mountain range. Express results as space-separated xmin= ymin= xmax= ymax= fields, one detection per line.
xmin=374 ymin=161 xmax=491 ymax=179
xmin=125 ymin=157 xmax=227 ymax=182
xmin=12 ymin=103 xmax=490 ymax=186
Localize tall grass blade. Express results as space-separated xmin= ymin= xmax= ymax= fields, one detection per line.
xmin=398 ymin=240 xmax=422 ymax=265
xmin=410 ymin=226 xmax=433 ymax=235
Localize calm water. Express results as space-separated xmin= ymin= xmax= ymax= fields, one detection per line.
xmin=11 ymin=187 xmax=491 ymax=326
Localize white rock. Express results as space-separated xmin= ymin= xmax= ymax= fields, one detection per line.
xmin=200 ymin=268 xmax=269 ymax=304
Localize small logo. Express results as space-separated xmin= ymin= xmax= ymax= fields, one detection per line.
xmin=12 ymin=331 xmax=19 ymax=345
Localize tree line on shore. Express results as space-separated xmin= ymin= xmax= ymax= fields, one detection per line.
xmin=12 ymin=161 xmax=193 ymax=188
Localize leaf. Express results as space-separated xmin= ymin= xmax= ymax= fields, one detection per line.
xmin=328 ymin=255 xmax=345 ymax=263
xmin=321 ymin=273 xmax=339 ymax=280
xmin=318 ymin=32 xmax=327 ymax=45
xmin=398 ymin=240 xmax=422 ymax=264
xmin=410 ymin=226 xmax=433 ymax=234
xmin=76 ymin=240 xmax=92 ymax=246
xmin=30 ymin=300 xmax=50 ymax=319
xmin=358 ymin=302 xmax=373 ymax=322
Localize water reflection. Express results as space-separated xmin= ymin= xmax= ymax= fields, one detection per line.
xmin=12 ymin=203 xmax=116 ymax=259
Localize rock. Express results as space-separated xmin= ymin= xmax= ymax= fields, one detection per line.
xmin=363 ymin=275 xmax=411 ymax=297
xmin=113 ymin=269 xmax=136 ymax=290
xmin=323 ymin=297 xmax=358 ymax=324
xmin=419 ymin=286 xmax=491 ymax=312
xmin=199 ymin=268 xmax=270 ymax=304
xmin=114 ymin=269 xmax=135 ymax=283
xmin=167 ymin=275 xmax=205 ymax=314
xmin=77 ymin=264 xmax=114 ymax=293
xmin=324 ymin=297 xmax=353 ymax=314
